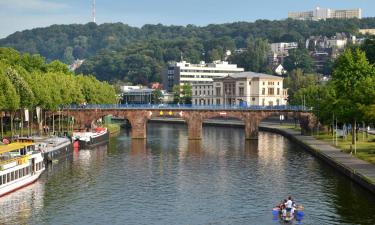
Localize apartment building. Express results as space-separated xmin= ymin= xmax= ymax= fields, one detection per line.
xmin=162 ymin=61 xmax=244 ymax=92
xmin=288 ymin=7 xmax=361 ymax=20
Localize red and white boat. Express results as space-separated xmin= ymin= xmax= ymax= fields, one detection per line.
xmin=73 ymin=127 xmax=109 ymax=150
xmin=0 ymin=142 xmax=45 ymax=197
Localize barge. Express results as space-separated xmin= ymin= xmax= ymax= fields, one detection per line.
xmin=73 ymin=127 xmax=109 ymax=150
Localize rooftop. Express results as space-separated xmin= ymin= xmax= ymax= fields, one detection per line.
xmin=215 ymin=71 xmax=282 ymax=80
xmin=0 ymin=142 xmax=34 ymax=155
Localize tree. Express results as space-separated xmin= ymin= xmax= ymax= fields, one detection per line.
xmin=284 ymin=69 xmax=319 ymax=104
xmin=230 ymin=38 xmax=270 ymax=72
xmin=172 ymin=85 xmax=181 ymax=104
xmin=63 ymin=47 xmax=74 ymax=64
xmin=181 ymin=84 xmax=192 ymax=104
xmin=151 ymin=89 xmax=163 ymax=104
xmin=361 ymin=39 xmax=375 ymax=65
xmin=330 ymin=48 xmax=375 ymax=145
xmin=283 ymin=48 xmax=315 ymax=73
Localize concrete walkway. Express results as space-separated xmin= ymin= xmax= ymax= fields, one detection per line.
xmin=260 ymin=123 xmax=375 ymax=194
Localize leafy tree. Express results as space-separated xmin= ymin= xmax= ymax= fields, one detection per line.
xmin=330 ymin=48 xmax=375 ymax=144
xmin=230 ymin=38 xmax=270 ymax=72
xmin=181 ymin=84 xmax=192 ymax=104
xmin=361 ymin=39 xmax=375 ymax=65
xmin=151 ymin=89 xmax=163 ymax=104
xmin=0 ymin=64 xmax=20 ymax=110
xmin=172 ymin=85 xmax=181 ymax=104
xmin=284 ymin=69 xmax=319 ymax=104
xmin=63 ymin=47 xmax=74 ymax=64
xmin=5 ymin=67 xmax=35 ymax=108
xmin=283 ymin=48 xmax=315 ymax=73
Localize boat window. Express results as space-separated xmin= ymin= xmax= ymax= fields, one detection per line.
xmin=0 ymin=176 xmax=2 ymax=185
xmin=15 ymin=170 xmax=18 ymax=179
xmin=26 ymin=167 xmax=29 ymax=175
xmin=2 ymin=175 xmax=6 ymax=184
xmin=7 ymin=173 xmax=10 ymax=182
xmin=11 ymin=171 xmax=14 ymax=181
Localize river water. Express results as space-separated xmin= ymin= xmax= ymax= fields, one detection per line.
xmin=0 ymin=123 xmax=374 ymax=225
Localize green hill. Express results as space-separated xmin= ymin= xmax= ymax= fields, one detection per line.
xmin=1 ymin=18 xmax=374 ymax=83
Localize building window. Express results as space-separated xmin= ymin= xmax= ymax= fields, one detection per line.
xmin=276 ymin=99 xmax=280 ymax=106
xmin=239 ymin=87 xmax=244 ymax=96
xmin=262 ymin=88 xmax=265 ymax=95
xmin=216 ymin=99 xmax=221 ymax=105
xmin=268 ymin=88 xmax=274 ymax=95
xmin=249 ymin=81 xmax=251 ymax=85
xmin=277 ymin=88 xmax=280 ymax=95
xmin=252 ymin=97 xmax=255 ymax=101
xmin=263 ymin=82 xmax=265 ymax=85
xmin=262 ymin=99 xmax=265 ymax=106
xmin=195 ymin=99 xmax=197 ymax=105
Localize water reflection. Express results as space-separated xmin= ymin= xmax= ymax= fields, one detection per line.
xmin=0 ymin=180 xmax=44 ymax=225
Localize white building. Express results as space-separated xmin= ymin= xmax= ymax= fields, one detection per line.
xmin=192 ymin=72 xmax=288 ymax=106
xmin=162 ymin=60 xmax=244 ymax=92
xmin=289 ymin=7 xmax=362 ymax=20
xmin=270 ymin=42 xmax=298 ymax=55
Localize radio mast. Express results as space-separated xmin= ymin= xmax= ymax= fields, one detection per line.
xmin=92 ymin=0 xmax=96 ymax=23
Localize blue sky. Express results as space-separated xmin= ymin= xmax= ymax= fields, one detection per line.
xmin=0 ymin=0 xmax=374 ymax=38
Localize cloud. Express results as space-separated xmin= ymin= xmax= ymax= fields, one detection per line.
xmin=0 ymin=0 xmax=67 ymax=11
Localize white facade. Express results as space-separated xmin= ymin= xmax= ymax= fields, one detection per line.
xmin=192 ymin=72 xmax=288 ymax=106
xmin=289 ymin=7 xmax=361 ymax=20
xmin=270 ymin=42 xmax=298 ymax=55
xmin=163 ymin=60 xmax=244 ymax=92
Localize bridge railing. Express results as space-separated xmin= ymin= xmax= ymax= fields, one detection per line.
xmin=66 ymin=104 xmax=312 ymax=111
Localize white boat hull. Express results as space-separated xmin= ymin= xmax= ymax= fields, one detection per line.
xmin=0 ymin=171 xmax=43 ymax=197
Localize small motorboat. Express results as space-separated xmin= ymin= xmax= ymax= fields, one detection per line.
xmin=272 ymin=204 xmax=304 ymax=223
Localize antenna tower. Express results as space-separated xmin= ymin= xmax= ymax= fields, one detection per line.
xmin=92 ymin=0 xmax=96 ymax=23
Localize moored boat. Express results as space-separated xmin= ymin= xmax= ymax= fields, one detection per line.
xmin=35 ymin=137 xmax=73 ymax=163
xmin=73 ymin=127 xmax=109 ymax=150
xmin=0 ymin=142 xmax=45 ymax=197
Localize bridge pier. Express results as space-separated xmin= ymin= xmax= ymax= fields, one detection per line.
xmin=245 ymin=119 xmax=260 ymax=140
xmin=299 ymin=113 xmax=316 ymax=136
xmin=128 ymin=117 xmax=147 ymax=139
xmin=185 ymin=112 xmax=203 ymax=140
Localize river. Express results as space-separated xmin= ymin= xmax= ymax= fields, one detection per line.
xmin=0 ymin=123 xmax=374 ymax=225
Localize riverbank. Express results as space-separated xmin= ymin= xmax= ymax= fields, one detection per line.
xmin=259 ymin=123 xmax=375 ymax=194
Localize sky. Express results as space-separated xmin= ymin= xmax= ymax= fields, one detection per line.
xmin=0 ymin=0 xmax=374 ymax=38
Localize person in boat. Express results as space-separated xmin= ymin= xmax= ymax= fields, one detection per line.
xmin=285 ymin=196 xmax=293 ymax=212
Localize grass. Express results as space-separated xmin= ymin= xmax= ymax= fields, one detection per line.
xmin=104 ymin=123 xmax=121 ymax=134
xmin=278 ymin=123 xmax=301 ymax=132
xmin=314 ymin=132 xmax=375 ymax=165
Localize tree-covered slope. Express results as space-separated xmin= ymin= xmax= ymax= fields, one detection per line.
xmin=1 ymin=18 xmax=375 ymax=83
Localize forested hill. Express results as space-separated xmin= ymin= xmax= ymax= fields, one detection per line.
xmin=1 ymin=18 xmax=375 ymax=83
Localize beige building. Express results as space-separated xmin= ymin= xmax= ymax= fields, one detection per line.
xmin=288 ymin=7 xmax=361 ymax=20
xmin=192 ymin=72 xmax=288 ymax=106
xmin=359 ymin=29 xmax=375 ymax=35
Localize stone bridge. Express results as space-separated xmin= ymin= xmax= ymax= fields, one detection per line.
xmin=59 ymin=107 xmax=315 ymax=140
